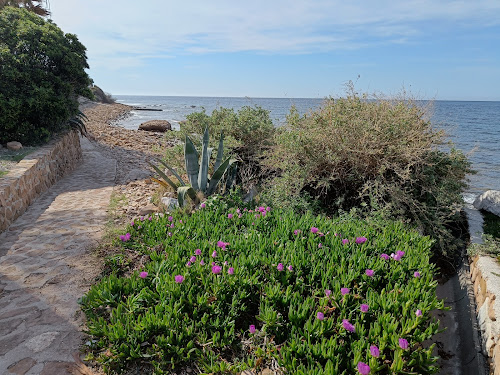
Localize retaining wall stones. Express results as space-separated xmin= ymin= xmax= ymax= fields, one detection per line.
xmin=0 ymin=131 xmax=82 ymax=232
xmin=470 ymin=255 xmax=500 ymax=374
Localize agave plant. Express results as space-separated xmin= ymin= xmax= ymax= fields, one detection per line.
xmin=149 ymin=128 xmax=237 ymax=206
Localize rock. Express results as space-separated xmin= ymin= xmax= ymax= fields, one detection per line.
xmin=161 ymin=197 xmax=179 ymax=210
xmin=125 ymin=169 xmax=151 ymax=182
xmin=138 ymin=205 xmax=159 ymax=216
xmin=474 ymin=190 xmax=500 ymax=217
xmin=7 ymin=141 xmax=22 ymax=151
xmin=138 ymin=120 xmax=171 ymax=132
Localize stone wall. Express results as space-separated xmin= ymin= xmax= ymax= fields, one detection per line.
xmin=470 ymin=255 xmax=500 ymax=374
xmin=0 ymin=131 xmax=82 ymax=232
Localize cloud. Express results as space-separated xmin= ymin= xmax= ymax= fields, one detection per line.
xmin=48 ymin=0 xmax=500 ymax=64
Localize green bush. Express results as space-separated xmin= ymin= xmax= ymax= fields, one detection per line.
xmin=81 ymin=202 xmax=443 ymax=374
xmin=0 ymin=7 xmax=92 ymax=145
xmin=263 ymin=87 xmax=473 ymax=259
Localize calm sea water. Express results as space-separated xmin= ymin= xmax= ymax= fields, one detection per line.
xmin=114 ymin=95 xmax=499 ymax=199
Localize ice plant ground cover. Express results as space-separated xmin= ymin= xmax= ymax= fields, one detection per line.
xmin=80 ymin=200 xmax=443 ymax=374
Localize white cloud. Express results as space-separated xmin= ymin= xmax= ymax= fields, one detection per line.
xmin=48 ymin=0 xmax=500 ymax=65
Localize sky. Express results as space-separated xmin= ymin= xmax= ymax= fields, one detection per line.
xmin=47 ymin=0 xmax=500 ymax=100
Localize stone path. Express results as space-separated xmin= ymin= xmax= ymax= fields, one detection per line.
xmin=0 ymin=138 xmax=116 ymax=375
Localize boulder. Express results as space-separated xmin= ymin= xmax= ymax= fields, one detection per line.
xmin=138 ymin=205 xmax=159 ymax=216
xmin=474 ymin=190 xmax=500 ymax=217
xmin=7 ymin=141 xmax=22 ymax=151
xmin=138 ymin=120 xmax=171 ymax=132
xmin=161 ymin=197 xmax=179 ymax=210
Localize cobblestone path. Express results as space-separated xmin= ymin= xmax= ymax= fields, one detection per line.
xmin=0 ymin=138 xmax=116 ymax=374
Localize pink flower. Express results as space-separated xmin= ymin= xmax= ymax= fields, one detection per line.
xmin=212 ymin=251 xmax=217 ymax=258
xmin=341 ymin=288 xmax=350 ymax=296
xmin=318 ymin=232 xmax=325 ymax=237
xmin=360 ymin=304 xmax=369 ymax=313
xmin=318 ymin=243 xmax=322 ymax=248
xmin=357 ymin=362 xmax=371 ymax=374
xmin=228 ymin=267 xmax=235 ymax=275
xmin=130 ymin=220 xmax=135 ymax=226
xmin=179 ymin=220 xmax=182 ymax=223
xmin=277 ymin=263 xmax=284 ymax=271
xmin=228 ymin=213 xmax=233 ymax=219
xmin=414 ymin=271 xmax=421 ymax=278
xmin=212 ymin=265 xmax=222 ymax=274
xmin=416 ymin=309 xmax=422 ymax=317
xmin=139 ymin=271 xmax=148 ymax=279
xmin=380 ymin=253 xmax=390 ymax=260
xmin=140 ymin=216 xmax=145 ymax=222
xmin=249 ymin=325 xmax=256 ymax=334
xmin=168 ymin=216 xmax=173 ymax=222
xmin=287 ymin=265 xmax=293 ymax=271
xmin=200 ymin=259 xmax=205 ymax=266
xmin=238 ymin=214 xmax=243 ymax=218
xmin=399 ymin=338 xmax=409 ymax=349
xmin=311 ymin=227 xmax=319 ymax=233
xmin=317 ymin=312 xmax=325 ymax=320
xmin=342 ymin=239 xmax=349 ymax=245
xmin=370 ymin=345 xmax=380 ymax=357
xmin=255 ymin=214 xmax=260 ymax=219
xmin=217 ymin=241 xmax=229 ymax=249
xmin=236 ymin=208 xmax=241 ymax=213
xmin=342 ymin=319 xmax=355 ymax=333
xmin=293 ymin=230 xmax=300 ymax=235
xmin=170 ymin=223 xmax=175 ymax=228
xmin=174 ymin=275 xmax=184 ymax=283
xmin=211 ymin=262 xmax=216 ymax=266
xmin=325 ymin=289 xmax=332 ymax=296
xmin=195 ymin=249 xmax=202 ymax=255
xmin=224 ymin=261 xmax=228 ymax=266
xmin=190 ymin=256 xmax=196 ymax=263
xmin=266 ymin=207 xmax=271 ymax=212
xmin=148 ymin=216 xmax=152 ymax=221
xmin=392 ymin=250 xmax=405 ymax=261
xmin=167 ymin=232 xmax=172 ymax=237
xmin=365 ymin=269 xmax=374 ymax=277
xmin=200 ymin=203 xmax=206 ymax=208
xmin=355 ymin=236 xmax=367 ymax=244
xmin=119 ymin=233 xmax=131 ymax=242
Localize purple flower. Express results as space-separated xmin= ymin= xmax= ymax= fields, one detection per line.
xmin=365 ymin=269 xmax=374 ymax=277
xmin=325 ymin=289 xmax=332 ymax=297
xmin=249 ymin=325 xmax=256 ymax=334
xmin=259 ymin=206 xmax=266 ymax=213
xmin=238 ymin=214 xmax=243 ymax=218
xmin=195 ymin=249 xmax=202 ymax=255
xmin=168 ymin=216 xmax=173 ymax=222
xmin=170 ymin=223 xmax=175 ymax=228
xmin=228 ymin=267 xmax=235 ymax=275
xmin=357 ymin=362 xmax=371 ymax=375
xmin=342 ymin=319 xmax=355 ymax=333
xmin=200 ymin=203 xmax=206 ymax=208
xmin=255 ymin=214 xmax=260 ymax=219
xmin=341 ymin=288 xmax=350 ymax=296
xmin=212 ymin=251 xmax=217 ymax=258
xmin=317 ymin=312 xmax=325 ymax=321
xmin=148 ymin=216 xmax=152 ymax=221
xmin=355 ymin=236 xmax=367 ymax=244
xmin=294 ymin=229 xmax=300 ymax=235
xmin=236 ymin=208 xmax=241 ymax=213
xmin=228 ymin=213 xmax=233 ymax=219
xmin=392 ymin=250 xmax=405 ymax=261
xmin=174 ymin=275 xmax=184 ymax=283
xmin=414 ymin=271 xmax=421 ymax=278
xmin=399 ymin=338 xmax=409 ymax=349
xmin=131 ymin=220 xmax=135 ymax=226
xmin=342 ymin=239 xmax=349 ymax=245
xmin=318 ymin=243 xmax=322 ymax=248
xmin=139 ymin=271 xmax=148 ymax=279
xmin=140 ymin=216 xmax=145 ymax=222
xmin=200 ymin=259 xmax=205 ymax=266
xmin=360 ymin=304 xmax=369 ymax=313
xmin=311 ymin=227 xmax=319 ymax=233
xmin=211 ymin=262 xmax=216 ymax=266
xmin=190 ymin=256 xmax=196 ymax=263
xmin=167 ymin=232 xmax=172 ymax=237
xmin=179 ymin=220 xmax=183 ymax=223
xmin=380 ymin=253 xmax=390 ymax=260
xmin=217 ymin=241 xmax=229 ymax=249
xmin=277 ymin=263 xmax=284 ymax=271
xmin=287 ymin=265 xmax=293 ymax=271
xmin=318 ymin=232 xmax=325 ymax=237
xmin=212 ymin=265 xmax=222 ymax=274
xmin=416 ymin=309 xmax=422 ymax=317
xmin=370 ymin=345 xmax=380 ymax=358
xmin=266 ymin=207 xmax=271 ymax=212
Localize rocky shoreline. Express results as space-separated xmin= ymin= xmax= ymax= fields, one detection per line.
xmin=81 ymin=101 xmax=177 ymax=220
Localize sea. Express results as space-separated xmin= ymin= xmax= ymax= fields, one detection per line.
xmin=114 ymin=95 xmax=499 ymax=202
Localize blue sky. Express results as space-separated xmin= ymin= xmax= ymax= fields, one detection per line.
xmin=48 ymin=0 xmax=500 ymax=100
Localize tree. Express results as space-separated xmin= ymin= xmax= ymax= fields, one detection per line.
xmin=0 ymin=7 xmax=92 ymax=145
xmin=0 ymin=0 xmax=49 ymax=16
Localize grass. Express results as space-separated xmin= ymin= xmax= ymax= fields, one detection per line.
xmin=482 ymin=211 xmax=500 ymax=239
xmin=80 ymin=197 xmax=443 ymax=374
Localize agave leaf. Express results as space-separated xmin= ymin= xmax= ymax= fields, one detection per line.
xmin=157 ymin=159 xmax=185 ymax=186
xmin=184 ymin=135 xmax=199 ymax=190
xmin=198 ymin=127 xmax=209 ymax=192
xmin=177 ymin=186 xmax=197 ymax=207
xmin=148 ymin=161 xmax=178 ymax=190
xmin=206 ymin=157 xmax=237 ymax=195
xmin=225 ymin=163 xmax=238 ymax=192
xmin=151 ymin=177 xmax=171 ymax=190
xmin=213 ymin=132 xmax=224 ymax=173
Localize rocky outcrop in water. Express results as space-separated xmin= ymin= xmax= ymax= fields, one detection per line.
xmin=474 ymin=190 xmax=500 ymax=217
xmin=138 ymin=120 xmax=171 ymax=132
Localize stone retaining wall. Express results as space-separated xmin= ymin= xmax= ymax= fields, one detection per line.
xmin=470 ymin=255 xmax=500 ymax=374
xmin=0 ymin=131 xmax=82 ymax=232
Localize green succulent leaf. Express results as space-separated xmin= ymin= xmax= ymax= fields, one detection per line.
xmin=198 ymin=127 xmax=210 ymax=192
xmin=184 ymin=135 xmax=200 ymax=190
xmin=177 ymin=186 xmax=197 ymax=207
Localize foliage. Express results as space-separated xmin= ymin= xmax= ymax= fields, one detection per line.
xmin=150 ymin=128 xmax=237 ymax=207
xmin=81 ymin=203 xmax=443 ymax=374
xmin=0 ymin=7 xmax=92 ymax=145
xmin=263 ymin=86 xmax=473 ymax=259
xmin=164 ymin=106 xmax=275 ymax=189
xmin=0 ymin=0 xmax=49 ymax=16
xmin=482 ymin=211 xmax=500 ymax=239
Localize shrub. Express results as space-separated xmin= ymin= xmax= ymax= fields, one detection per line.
xmin=81 ymin=203 xmax=443 ymax=374
xmin=263 ymin=87 xmax=473 ymax=259
xmin=164 ymin=106 xmax=275 ymax=189
xmin=0 ymin=7 xmax=92 ymax=145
